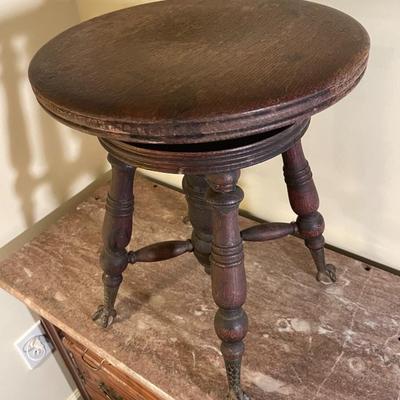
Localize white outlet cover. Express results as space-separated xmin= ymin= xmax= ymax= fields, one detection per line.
xmin=14 ymin=321 xmax=53 ymax=370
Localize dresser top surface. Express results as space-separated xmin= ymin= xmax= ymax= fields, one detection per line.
xmin=1 ymin=175 xmax=399 ymax=399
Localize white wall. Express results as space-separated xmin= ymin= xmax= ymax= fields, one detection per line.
xmin=0 ymin=0 xmax=108 ymax=253
xmin=239 ymin=0 xmax=400 ymax=269
xmin=0 ymin=290 xmax=77 ymax=400
xmin=248 ymin=0 xmax=399 ymax=270
xmin=0 ymin=1 xmax=108 ymax=399
xmin=78 ymin=0 xmax=400 ymax=270
xmin=76 ymin=0 xmax=156 ymax=18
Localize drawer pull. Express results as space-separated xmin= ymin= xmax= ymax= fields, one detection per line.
xmin=81 ymin=348 xmax=106 ymax=371
xmin=99 ymin=382 xmax=124 ymax=400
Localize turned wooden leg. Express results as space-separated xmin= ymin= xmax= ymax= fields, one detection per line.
xmin=282 ymin=140 xmax=336 ymax=284
xmin=206 ymin=171 xmax=249 ymax=400
xmin=93 ymin=154 xmax=135 ymax=327
xmin=182 ymin=175 xmax=212 ymax=273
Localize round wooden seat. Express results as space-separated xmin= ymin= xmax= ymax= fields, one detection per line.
xmin=29 ymin=0 xmax=369 ymax=144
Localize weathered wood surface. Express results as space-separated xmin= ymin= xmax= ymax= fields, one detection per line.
xmin=283 ymin=140 xmax=336 ymax=285
xmin=97 ymin=120 xmax=309 ymax=174
xmin=25 ymin=1 xmax=373 ymax=398
xmin=29 ymin=0 xmax=369 ymax=143
xmin=207 ymin=172 xmax=248 ymax=400
xmin=241 ymin=222 xmax=298 ymax=242
xmin=92 ymin=155 xmax=135 ymax=328
xmin=128 ymin=240 xmax=193 ymax=264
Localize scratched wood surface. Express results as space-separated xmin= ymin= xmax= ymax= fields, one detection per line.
xmin=29 ymin=0 xmax=370 ymax=143
xmin=0 ymin=175 xmax=399 ymax=400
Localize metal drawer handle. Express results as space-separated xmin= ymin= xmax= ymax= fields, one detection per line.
xmin=99 ymin=382 xmax=124 ymax=400
xmin=81 ymin=348 xmax=106 ymax=371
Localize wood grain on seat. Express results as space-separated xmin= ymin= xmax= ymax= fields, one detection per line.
xmin=29 ymin=0 xmax=370 ymax=144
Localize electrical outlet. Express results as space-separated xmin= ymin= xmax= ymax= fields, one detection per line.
xmin=14 ymin=321 xmax=53 ymax=369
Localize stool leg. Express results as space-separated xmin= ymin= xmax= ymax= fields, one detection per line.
xmin=206 ymin=172 xmax=250 ymax=400
xmin=282 ymin=140 xmax=336 ymax=284
xmin=93 ymin=154 xmax=135 ymax=328
xmin=182 ymin=175 xmax=212 ymax=273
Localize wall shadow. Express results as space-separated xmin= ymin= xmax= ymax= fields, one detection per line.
xmin=0 ymin=1 xmax=110 ymax=396
xmin=0 ymin=0 xmax=107 ymax=231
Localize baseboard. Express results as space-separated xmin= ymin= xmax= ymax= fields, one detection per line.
xmin=66 ymin=389 xmax=82 ymax=400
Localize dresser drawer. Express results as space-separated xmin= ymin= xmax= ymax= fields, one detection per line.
xmin=62 ymin=335 xmax=160 ymax=400
xmin=85 ymin=381 xmax=127 ymax=400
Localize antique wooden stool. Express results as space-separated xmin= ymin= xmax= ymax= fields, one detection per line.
xmin=29 ymin=1 xmax=369 ymax=398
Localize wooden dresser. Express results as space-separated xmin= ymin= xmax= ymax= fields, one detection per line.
xmin=43 ymin=319 xmax=161 ymax=400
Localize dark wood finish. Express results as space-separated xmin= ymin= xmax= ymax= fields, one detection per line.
xmin=28 ymin=2 xmax=371 ymax=399
xmin=282 ymin=140 xmax=336 ymax=284
xmin=128 ymin=240 xmax=193 ymax=264
xmin=182 ymin=175 xmax=212 ymax=273
xmin=206 ymin=172 xmax=249 ymax=400
xmin=98 ymin=120 xmax=309 ymax=174
xmin=92 ymin=155 xmax=135 ymax=328
xmin=41 ymin=319 xmax=91 ymax=400
xmin=241 ymin=222 xmax=298 ymax=242
xmin=29 ymin=0 xmax=369 ymax=144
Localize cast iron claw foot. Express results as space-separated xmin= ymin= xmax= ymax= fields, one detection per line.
xmin=92 ymin=305 xmax=117 ymax=328
xmin=317 ymin=264 xmax=337 ymax=285
xmin=227 ymin=389 xmax=250 ymax=400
